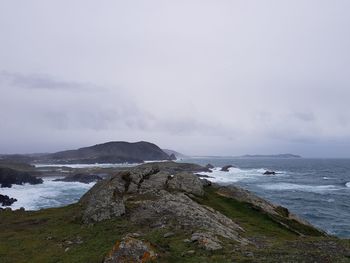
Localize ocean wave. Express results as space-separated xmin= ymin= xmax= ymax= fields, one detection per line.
xmin=257 ymin=183 xmax=340 ymax=193
xmin=0 ymin=177 xmax=95 ymax=210
xmin=198 ymin=167 xmax=286 ymax=184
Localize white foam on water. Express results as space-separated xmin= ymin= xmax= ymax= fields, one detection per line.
xmin=257 ymin=183 xmax=340 ymax=193
xmin=0 ymin=177 xmax=95 ymax=210
xmin=346 ymin=182 xmax=350 ymax=188
xmin=198 ymin=167 xmax=286 ymax=184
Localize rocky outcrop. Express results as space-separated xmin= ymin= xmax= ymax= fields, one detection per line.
xmin=79 ymin=172 xmax=127 ymax=223
xmin=54 ymin=173 xmax=102 ymax=184
xmin=0 ymin=194 xmax=17 ymax=206
xmin=221 ymin=165 xmax=234 ymax=172
xmin=104 ymin=235 xmax=157 ymax=263
xmin=79 ymin=160 xmax=325 ymax=258
xmin=214 ymin=184 xmax=325 ymax=236
xmin=0 ymin=167 xmax=43 ymax=188
xmin=79 ymin=163 xmax=248 ymax=245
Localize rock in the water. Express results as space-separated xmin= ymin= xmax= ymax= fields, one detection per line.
xmin=263 ymin=170 xmax=276 ymax=175
xmin=191 ymin=232 xmax=223 ymax=251
xmin=221 ymin=165 xmax=234 ymax=172
xmin=169 ymin=153 xmax=177 ymax=160
xmin=54 ymin=173 xmax=102 ymax=184
xmin=0 ymin=194 xmax=17 ymax=206
xmin=0 ymin=167 xmax=43 ymax=188
xmin=205 ymin=163 xmax=214 ymax=169
xmin=104 ymin=236 xmax=157 ymax=263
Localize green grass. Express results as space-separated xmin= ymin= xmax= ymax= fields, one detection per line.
xmin=193 ymin=187 xmax=299 ymax=240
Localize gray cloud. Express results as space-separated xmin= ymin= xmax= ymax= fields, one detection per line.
xmin=0 ymin=71 xmax=89 ymax=91
xmin=1 ymin=1 xmax=350 ymax=157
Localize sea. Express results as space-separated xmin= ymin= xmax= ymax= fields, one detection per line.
xmin=1 ymin=158 xmax=349 ymax=238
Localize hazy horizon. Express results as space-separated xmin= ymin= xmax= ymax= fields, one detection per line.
xmin=1 ymin=1 xmax=350 ymax=157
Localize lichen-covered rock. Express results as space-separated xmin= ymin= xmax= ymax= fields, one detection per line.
xmin=104 ymin=236 xmax=157 ymax=263
xmin=79 ymin=172 xmax=127 ymax=223
xmin=128 ymin=191 xmax=248 ymax=244
xmin=138 ymin=172 xmax=169 ymax=193
xmin=167 ymin=172 xmax=204 ymax=196
xmin=191 ymin=232 xmax=222 ymax=251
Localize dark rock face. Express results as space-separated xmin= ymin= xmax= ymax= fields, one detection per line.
xmin=263 ymin=170 xmax=276 ymax=175
xmin=0 ymin=194 xmax=17 ymax=206
xmin=37 ymin=141 xmax=171 ymax=164
xmin=54 ymin=173 xmax=102 ymax=184
xmin=169 ymin=153 xmax=177 ymax=160
xmin=0 ymin=167 xmax=43 ymax=188
xmin=221 ymin=165 xmax=234 ymax=172
xmin=205 ymin=163 xmax=214 ymax=169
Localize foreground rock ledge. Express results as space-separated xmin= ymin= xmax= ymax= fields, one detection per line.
xmin=78 ymin=161 xmax=326 ymax=259
xmin=79 ymin=162 xmax=247 ymax=245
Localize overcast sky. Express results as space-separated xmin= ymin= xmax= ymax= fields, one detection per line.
xmin=1 ymin=1 xmax=350 ymax=157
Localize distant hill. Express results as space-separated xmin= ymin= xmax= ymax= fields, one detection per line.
xmin=162 ymin=149 xmax=188 ymax=159
xmin=239 ymin=154 xmax=301 ymax=158
xmin=0 ymin=141 xmax=172 ymax=165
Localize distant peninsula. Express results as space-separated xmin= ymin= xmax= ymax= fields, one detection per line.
xmin=0 ymin=141 xmax=175 ymax=164
xmin=239 ymin=154 xmax=302 ymax=158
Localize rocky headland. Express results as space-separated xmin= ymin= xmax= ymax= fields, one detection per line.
xmin=0 ymin=141 xmax=174 ymax=165
xmin=0 ymin=161 xmax=349 ymax=262
xmin=0 ymin=167 xmax=43 ymax=188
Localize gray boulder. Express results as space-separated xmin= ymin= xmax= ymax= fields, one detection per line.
xmin=167 ymin=172 xmax=204 ymax=196
xmin=191 ymin=232 xmax=222 ymax=251
xmin=79 ymin=172 xmax=127 ymax=223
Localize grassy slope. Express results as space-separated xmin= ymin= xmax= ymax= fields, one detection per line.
xmin=0 ymin=188 xmax=349 ymax=263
